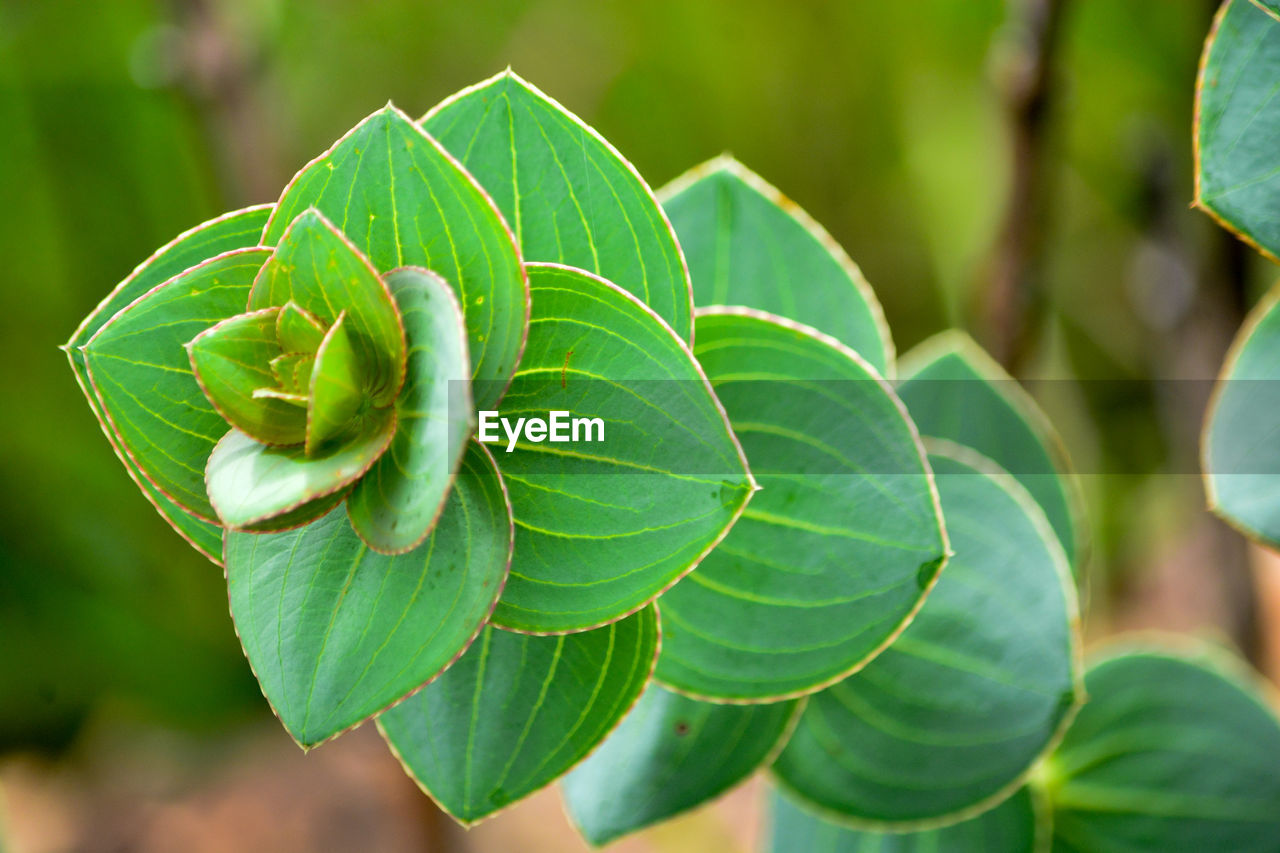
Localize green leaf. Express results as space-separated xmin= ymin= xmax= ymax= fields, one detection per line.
xmin=236 ymin=488 xmax=352 ymax=534
xmin=64 ymin=204 xmax=270 ymax=562
xmin=252 ymin=388 xmax=307 ymax=406
xmin=66 ymin=204 xmax=273 ymax=353
xmin=767 ymin=786 xmax=1044 ymax=853
xmin=187 ymin=307 xmax=308 ymax=447
xmin=1046 ymin=642 xmax=1280 ymax=853
xmin=424 ymin=70 xmax=692 ymax=344
xmin=1253 ymin=0 xmax=1280 ymax=22
xmin=269 ymin=353 xmax=313 ymax=395
xmin=562 ymin=684 xmax=802 ymax=845
xmin=772 ymin=446 xmax=1082 ymax=826
xmin=347 ymin=268 xmax=473 ymax=554
xmin=264 ymin=105 xmax=527 ymax=410
xmin=654 ymin=308 xmax=946 ymax=701
xmin=488 ymin=263 xmax=755 ymax=633
xmin=66 ymin=358 xmax=226 ymax=561
xmin=1195 ymin=0 xmax=1280 ymax=260
xmin=1203 ymin=283 xmax=1280 ymax=547
xmin=897 ymin=330 xmax=1082 ymax=568
xmin=225 ymin=441 xmax=513 ymax=748
xmin=206 ymin=410 xmax=396 ymax=531
xmin=250 ymin=209 xmax=406 ymax=407
xmin=276 ymin=300 xmax=326 ymax=354
xmin=659 ymin=156 xmax=892 ymax=373
xmin=306 ymin=313 xmax=364 ymax=452
xmin=377 ymin=606 xmax=659 ymax=825
xmin=83 ymin=248 xmax=273 ymax=521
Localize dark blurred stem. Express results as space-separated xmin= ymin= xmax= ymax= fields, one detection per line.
xmin=173 ymin=0 xmax=280 ymax=203
xmin=982 ymin=0 xmax=1067 ymax=374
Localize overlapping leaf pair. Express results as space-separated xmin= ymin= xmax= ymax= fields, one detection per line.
xmin=185 ymin=210 xmax=469 ymax=546
xmin=1198 ymin=0 xmax=1280 ymax=548
xmin=64 ymin=64 xmax=1280 ymax=853
xmin=66 ymin=74 xmax=760 ymax=776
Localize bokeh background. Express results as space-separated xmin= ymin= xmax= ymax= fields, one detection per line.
xmin=2 ymin=0 xmax=1277 ymax=850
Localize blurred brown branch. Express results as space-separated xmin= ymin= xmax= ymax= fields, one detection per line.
xmin=982 ymin=0 xmax=1066 ymax=374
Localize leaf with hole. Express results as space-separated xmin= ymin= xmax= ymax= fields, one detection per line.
xmin=562 ymin=683 xmax=801 ymax=845
xmin=377 ymin=606 xmax=658 ymax=824
xmin=659 ymin=156 xmax=891 ymax=372
xmin=225 ymin=442 xmax=513 ymax=748
xmin=654 ymin=309 xmax=946 ymax=701
xmin=347 ymin=268 xmax=472 ymax=554
xmin=772 ymin=447 xmax=1082 ymax=826
xmin=84 ymin=248 xmax=273 ymax=521
xmin=487 ymin=263 xmax=755 ymax=634
xmin=206 ymin=410 xmax=396 ymax=531
xmin=250 ymin=209 xmax=406 ymax=407
xmin=424 ymin=70 xmax=691 ymax=343
xmin=264 ymin=105 xmax=526 ymax=409
xmin=897 ymin=331 xmax=1081 ymax=568
xmin=1046 ymin=643 xmax=1280 ymax=853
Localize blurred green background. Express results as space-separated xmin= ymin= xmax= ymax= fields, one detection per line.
xmin=2 ymin=1 xmax=1275 ymax=850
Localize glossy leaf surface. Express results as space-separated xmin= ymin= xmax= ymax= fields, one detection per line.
xmin=424 ymin=70 xmax=691 ymax=343
xmin=67 ymin=204 xmax=272 ymax=352
xmin=226 ymin=442 xmax=512 ymax=747
xmin=306 ymin=314 xmax=364 ymax=452
xmin=206 ymin=410 xmax=396 ymax=530
xmin=773 ymin=449 xmax=1081 ymax=825
xmin=1195 ymin=0 xmax=1280 ymax=260
xmin=378 ymin=607 xmax=658 ymax=824
xmin=276 ymin=300 xmax=326 ymax=354
xmin=656 ymin=309 xmax=946 ymax=700
xmin=563 ymin=683 xmax=801 ymax=845
xmin=1203 ymin=283 xmax=1280 ymax=547
xmin=767 ymin=786 xmax=1042 ymax=853
xmin=188 ymin=307 xmax=308 ymax=446
xmin=347 ymin=268 xmax=472 ymax=554
xmin=84 ymin=248 xmax=272 ymax=520
xmin=251 ymin=209 xmax=406 ymax=406
xmin=660 ymin=156 xmax=891 ymax=372
xmin=897 ymin=331 xmax=1079 ymax=567
xmin=1047 ymin=644 xmax=1280 ymax=853
xmin=264 ymin=106 xmax=526 ymax=409
xmin=489 ymin=264 xmax=754 ymax=633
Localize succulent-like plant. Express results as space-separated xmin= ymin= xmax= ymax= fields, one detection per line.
xmin=65 ymin=69 xmax=1280 ymax=851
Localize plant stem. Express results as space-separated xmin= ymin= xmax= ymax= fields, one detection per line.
xmin=983 ymin=0 xmax=1067 ymax=374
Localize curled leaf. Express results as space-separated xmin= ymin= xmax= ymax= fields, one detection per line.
xmin=276 ymin=300 xmax=326 ymax=354
xmin=205 ymin=408 xmax=396 ymax=531
xmin=306 ymin=313 xmax=364 ymax=453
xmin=250 ymin=208 xmax=407 ymax=407
xmin=347 ymin=268 xmax=473 ymax=554
xmin=188 ymin=307 xmax=308 ymax=447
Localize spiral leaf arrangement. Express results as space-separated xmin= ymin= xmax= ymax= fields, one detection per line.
xmin=65 ymin=70 xmax=1280 ymax=851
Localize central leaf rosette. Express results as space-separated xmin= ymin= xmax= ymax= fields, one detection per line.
xmin=184 ymin=208 xmax=461 ymax=548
